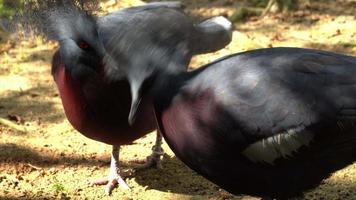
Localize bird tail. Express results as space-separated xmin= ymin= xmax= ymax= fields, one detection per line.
xmin=192 ymin=16 xmax=233 ymax=54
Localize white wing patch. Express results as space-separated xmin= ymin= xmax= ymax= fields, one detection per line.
xmin=242 ymin=127 xmax=314 ymax=165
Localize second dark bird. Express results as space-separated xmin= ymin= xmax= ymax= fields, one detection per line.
xmin=119 ymin=47 xmax=356 ymax=199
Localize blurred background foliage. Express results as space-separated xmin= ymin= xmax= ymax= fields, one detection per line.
xmin=0 ymin=0 xmax=23 ymax=18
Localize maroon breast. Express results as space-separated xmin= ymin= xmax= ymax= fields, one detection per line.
xmin=51 ymin=51 xmax=156 ymax=145
xmin=52 ymin=52 xmax=87 ymax=132
xmin=157 ymin=89 xmax=219 ymax=159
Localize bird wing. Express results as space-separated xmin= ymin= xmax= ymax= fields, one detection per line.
xmin=198 ymin=48 xmax=356 ymax=163
xmin=215 ymin=48 xmax=356 ymax=136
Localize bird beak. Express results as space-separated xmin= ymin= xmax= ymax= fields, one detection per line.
xmin=128 ymin=77 xmax=143 ymax=125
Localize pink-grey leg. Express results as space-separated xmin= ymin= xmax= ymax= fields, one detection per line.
xmin=91 ymin=131 xmax=164 ymax=195
xmin=133 ymin=131 xmax=164 ymax=169
xmin=91 ymin=145 xmax=131 ymax=195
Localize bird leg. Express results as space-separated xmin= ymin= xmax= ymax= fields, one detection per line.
xmin=90 ymin=132 xmax=164 ymax=194
xmin=91 ymin=145 xmax=132 ymax=195
xmin=131 ymin=131 xmax=164 ymax=169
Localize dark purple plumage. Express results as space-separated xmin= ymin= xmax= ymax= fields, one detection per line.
xmin=120 ymin=47 xmax=356 ymax=199
xmin=48 ymin=1 xmax=232 ymax=194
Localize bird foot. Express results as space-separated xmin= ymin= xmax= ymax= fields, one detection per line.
xmin=130 ymin=144 xmax=164 ymax=169
xmin=90 ymin=170 xmax=133 ymax=195
xmin=130 ymin=154 xmax=163 ymax=169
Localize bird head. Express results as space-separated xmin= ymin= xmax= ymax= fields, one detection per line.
xmin=23 ymin=0 xmax=104 ymax=81
xmin=97 ymin=4 xmax=193 ymax=125
xmin=51 ymin=6 xmax=105 ymax=81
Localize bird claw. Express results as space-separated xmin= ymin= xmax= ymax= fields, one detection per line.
xmin=104 ymin=175 xmax=130 ymax=195
xmin=90 ymin=170 xmax=133 ymax=195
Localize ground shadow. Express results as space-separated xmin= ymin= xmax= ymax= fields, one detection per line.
xmin=305 ymin=0 xmax=356 ymax=17
xmin=0 ymin=41 xmax=63 ymax=125
xmin=134 ymin=154 xmax=221 ymax=196
xmin=305 ymin=42 xmax=356 ymax=55
xmin=0 ymin=143 xmax=223 ymax=196
xmin=0 ymin=85 xmax=64 ymax=125
xmin=0 ymin=143 xmax=107 ymax=168
xmin=133 ymin=153 xmax=356 ymax=198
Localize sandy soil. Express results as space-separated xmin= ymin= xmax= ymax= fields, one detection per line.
xmin=0 ymin=0 xmax=355 ymax=199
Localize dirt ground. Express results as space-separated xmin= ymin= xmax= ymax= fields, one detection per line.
xmin=0 ymin=0 xmax=356 ymax=199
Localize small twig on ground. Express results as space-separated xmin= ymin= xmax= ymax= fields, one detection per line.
xmin=0 ymin=117 xmax=27 ymax=133
xmin=27 ymin=163 xmax=42 ymax=170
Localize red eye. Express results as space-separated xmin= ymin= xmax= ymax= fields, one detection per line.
xmin=79 ymin=41 xmax=90 ymax=49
